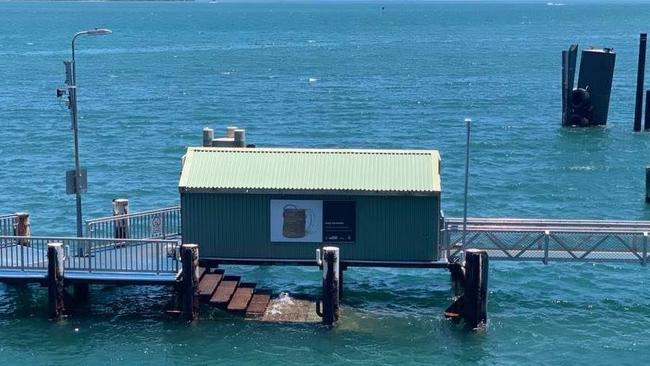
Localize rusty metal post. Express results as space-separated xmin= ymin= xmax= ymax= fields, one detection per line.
xmin=47 ymin=242 xmax=65 ymax=319
xmin=181 ymin=244 xmax=199 ymax=321
xmin=15 ymin=212 xmax=31 ymax=246
xmin=463 ymin=249 xmax=488 ymax=329
xmin=112 ymin=198 xmax=129 ymax=239
xmin=316 ymin=246 xmax=339 ymax=326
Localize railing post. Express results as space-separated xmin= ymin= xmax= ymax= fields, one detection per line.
xmin=20 ymin=241 xmax=24 ymax=271
xmin=446 ymin=228 xmax=452 ymax=260
xmin=180 ymin=244 xmax=199 ymax=321
xmin=87 ymin=239 xmax=92 ymax=272
xmin=543 ymin=230 xmax=550 ymax=265
xmin=643 ymin=232 xmax=648 ymax=266
xmin=156 ymin=242 xmax=161 ymax=274
xmin=47 ymin=242 xmax=65 ymax=320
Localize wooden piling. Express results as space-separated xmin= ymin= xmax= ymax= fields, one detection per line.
xmin=112 ymin=198 xmax=129 ymax=239
xmin=47 ymin=242 xmax=65 ymax=319
xmin=634 ymin=33 xmax=647 ymax=132
xmin=234 ymin=129 xmax=246 ymax=148
xmin=339 ymin=265 xmax=345 ymax=300
xmin=74 ymin=284 xmax=89 ymax=303
xmin=181 ymin=244 xmax=199 ymax=321
xmin=15 ymin=212 xmax=30 ymax=246
xmin=202 ymin=127 xmax=214 ymax=147
xmin=316 ymin=246 xmax=339 ymax=326
xmin=463 ymin=249 xmax=489 ymax=329
xmin=646 ymin=90 xmax=650 ymax=130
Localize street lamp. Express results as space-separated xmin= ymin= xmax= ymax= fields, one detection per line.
xmin=59 ymin=28 xmax=112 ymax=238
xmin=462 ymin=118 xmax=472 ymax=249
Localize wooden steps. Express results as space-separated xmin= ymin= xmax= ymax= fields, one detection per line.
xmin=210 ymin=275 xmax=241 ymax=306
xmin=246 ymin=291 xmax=271 ymax=318
xmin=227 ymin=283 xmax=256 ymax=312
xmin=198 ymin=269 xmax=224 ymax=299
xmin=196 ymin=267 xmax=272 ymax=318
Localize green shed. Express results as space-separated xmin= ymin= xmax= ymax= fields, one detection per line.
xmin=179 ymin=147 xmax=442 ymax=265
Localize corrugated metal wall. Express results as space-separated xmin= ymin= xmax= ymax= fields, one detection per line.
xmin=181 ymin=193 xmax=439 ymax=262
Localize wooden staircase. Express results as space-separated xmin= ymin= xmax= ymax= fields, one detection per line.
xmin=197 ymin=267 xmax=271 ymax=318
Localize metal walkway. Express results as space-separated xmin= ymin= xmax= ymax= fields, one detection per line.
xmin=0 ymin=236 xmax=180 ymax=284
xmin=442 ymin=217 xmax=650 ymax=265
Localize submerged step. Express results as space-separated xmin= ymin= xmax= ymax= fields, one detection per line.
xmin=245 ymin=291 xmax=271 ymax=318
xmin=227 ymin=283 xmax=256 ymax=312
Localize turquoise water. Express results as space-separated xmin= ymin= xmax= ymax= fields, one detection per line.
xmin=2 ymin=1 xmax=650 ymax=364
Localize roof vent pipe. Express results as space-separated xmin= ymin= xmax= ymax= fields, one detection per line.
xmin=234 ymin=129 xmax=246 ymax=148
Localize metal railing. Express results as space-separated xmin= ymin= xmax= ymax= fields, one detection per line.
xmin=0 ymin=214 xmax=17 ymax=236
xmin=0 ymin=236 xmax=180 ymax=274
xmin=85 ymin=206 xmax=181 ymax=240
xmin=442 ymin=217 xmax=650 ymax=265
xmin=0 ymin=235 xmax=48 ymax=271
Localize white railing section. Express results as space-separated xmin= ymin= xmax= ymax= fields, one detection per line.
xmin=85 ymin=206 xmax=181 ymax=240
xmin=0 ymin=236 xmax=180 ymax=274
xmin=0 ymin=214 xmax=17 ymax=237
xmin=442 ymin=217 xmax=650 ymax=265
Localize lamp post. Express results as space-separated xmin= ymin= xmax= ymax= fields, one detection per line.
xmin=462 ymin=118 xmax=472 ymax=249
xmin=63 ymin=28 xmax=112 ymax=238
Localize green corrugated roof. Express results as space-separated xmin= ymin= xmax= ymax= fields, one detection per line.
xmin=179 ymin=147 xmax=441 ymax=195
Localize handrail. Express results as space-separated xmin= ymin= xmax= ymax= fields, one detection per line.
xmin=445 ymin=217 xmax=650 ymax=230
xmin=0 ymin=235 xmax=180 ymax=274
xmin=0 ymin=214 xmax=17 ymax=237
xmin=85 ymin=206 xmax=181 ymax=239
xmin=442 ymin=217 xmax=650 ymax=265
xmin=85 ymin=206 xmax=180 ymax=224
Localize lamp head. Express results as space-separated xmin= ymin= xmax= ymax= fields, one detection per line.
xmin=75 ymin=28 xmax=112 ymax=39
xmin=85 ymin=28 xmax=112 ymax=36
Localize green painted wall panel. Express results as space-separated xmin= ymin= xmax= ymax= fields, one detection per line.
xmin=181 ymin=193 xmax=439 ymax=262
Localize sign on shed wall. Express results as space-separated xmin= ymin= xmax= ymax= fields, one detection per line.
xmin=270 ymin=200 xmax=323 ymax=242
xmin=270 ymin=199 xmax=356 ymax=243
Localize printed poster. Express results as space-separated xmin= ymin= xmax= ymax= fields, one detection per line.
xmin=270 ymin=200 xmax=323 ymax=242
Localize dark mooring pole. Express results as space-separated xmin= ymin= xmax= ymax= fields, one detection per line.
xmin=316 ymin=246 xmax=340 ymax=326
xmin=180 ymin=244 xmax=199 ymax=321
xmin=463 ymin=249 xmax=488 ymax=329
xmin=47 ymin=242 xmax=65 ymax=319
xmin=645 ymin=166 xmax=650 ymax=203
xmin=645 ymin=90 xmax=650 ymax=130
xmin=634 ymin=33 xmax=647 ymax=132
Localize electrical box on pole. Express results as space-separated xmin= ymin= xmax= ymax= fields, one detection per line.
xmin=66 ymin=168 xmax=87 ymax=195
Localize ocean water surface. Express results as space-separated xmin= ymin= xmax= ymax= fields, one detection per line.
xmin=1 ymin=1 xmax=650 ymax=364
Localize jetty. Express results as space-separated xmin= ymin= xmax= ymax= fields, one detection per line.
xmin=2 ymin=128 xmax=650 ymax=329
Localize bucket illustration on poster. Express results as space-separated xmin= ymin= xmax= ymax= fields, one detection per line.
xmin=282 ymin=204 xmax=312 ymax=238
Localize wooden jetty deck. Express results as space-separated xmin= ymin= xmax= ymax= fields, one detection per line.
xmin=0 ymin=236 xmax=281 ymax=321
